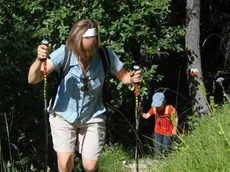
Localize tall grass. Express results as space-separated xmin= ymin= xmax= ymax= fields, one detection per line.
xmin=2 ymin=103 xmax=230 ymax=171
xmin=98 ymin=144 xmax=131 ymax=172
xmin=99 ymin=103 xmax=230 ymax=172
xmin=155 ymin=103 xmax=230 ymax=172
xmin=0 ymin=113 xmax=35 ymax=172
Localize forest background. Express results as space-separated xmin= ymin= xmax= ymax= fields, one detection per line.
xmin=1 ymin=0 xmax=230 ymax=171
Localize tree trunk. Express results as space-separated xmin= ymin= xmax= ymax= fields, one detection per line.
xmin=186 ymin=0 xmax=209 ymax=115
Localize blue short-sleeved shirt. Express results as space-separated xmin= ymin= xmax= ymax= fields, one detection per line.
xmin=49 ymin=45 xmax=123 ymax=124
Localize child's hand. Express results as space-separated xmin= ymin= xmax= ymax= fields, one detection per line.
xmin=172 ymin=128 xmax=177 ymax=135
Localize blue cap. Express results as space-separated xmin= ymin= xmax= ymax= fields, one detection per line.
xmin=151 ymin=92 xmax=165 ymax=107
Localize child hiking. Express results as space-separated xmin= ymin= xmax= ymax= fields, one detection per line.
xmin=141 ymin=92 xmax=178 ymax=158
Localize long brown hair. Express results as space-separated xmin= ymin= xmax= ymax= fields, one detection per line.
xmin=66 ymin=19 xmax=100 ymax=56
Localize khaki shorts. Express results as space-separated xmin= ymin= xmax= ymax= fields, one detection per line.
xmin=49 ymin=114 xmax=106 ymax=160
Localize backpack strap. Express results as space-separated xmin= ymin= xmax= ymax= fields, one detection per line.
xmin=153 ymin=107 xmax=157 ymax=114
xmin=98 ymin=46 xmax=110 ymax=76
xmin=61 ymin=46 xmax=71 ymax=77
xmin=50 ymin=46 xmax=71 ymax=109
xmin=97 ymin=46 xmax=111 ymax=106
xmin=165 ymin=105 xmax=170 ymax=115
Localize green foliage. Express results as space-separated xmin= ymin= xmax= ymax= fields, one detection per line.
xmin=0 ymin=0 xmax=184 ymax=170
xmin=208 ymin=96 xmax=218 ymax=116
xmin=187 ymin=114 xmax=201 ymax=131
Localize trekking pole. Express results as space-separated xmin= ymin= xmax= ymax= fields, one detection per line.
xmin=41 ymin=39 xmax=49 ymax=170
xmin=133 ymin=65 xmax=140 ymax=172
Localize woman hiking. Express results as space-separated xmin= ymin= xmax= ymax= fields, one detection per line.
xmin=28 ymin=19 xmax=142 ymax=172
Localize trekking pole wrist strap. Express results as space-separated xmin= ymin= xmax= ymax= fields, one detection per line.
xmin=130 ymin=76 xmax=133 ymax=85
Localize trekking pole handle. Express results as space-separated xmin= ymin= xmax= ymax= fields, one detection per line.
xmin=41 ymin=39 xmax=49 ymax=74
xmin=133 ymin=65 xmax=140 ymax=97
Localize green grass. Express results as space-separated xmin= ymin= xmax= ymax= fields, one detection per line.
xmin=99 ymin=103 xmax=230 ymax=172
xmin=154 ymin=103 xmax=230 ymax=172
xmin=2 ymin=104 xmax=230 ymax=171
xmin=98 ymin=144 xmax=131 ymax=172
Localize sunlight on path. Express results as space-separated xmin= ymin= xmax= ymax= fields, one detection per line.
xmin=123 ymin=158 xmax=164 ymax=172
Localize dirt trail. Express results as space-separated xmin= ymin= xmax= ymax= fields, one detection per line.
xmin=123 ymin=158 xmax=164 ymax=172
